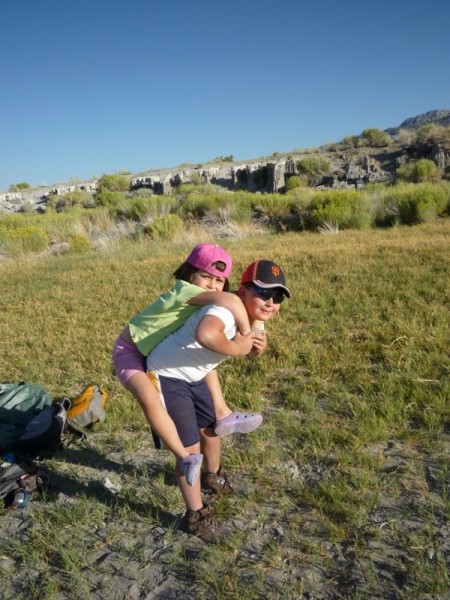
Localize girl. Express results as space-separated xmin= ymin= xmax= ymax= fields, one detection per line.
xmin=112 ymin=244 xmax=263 ymax=486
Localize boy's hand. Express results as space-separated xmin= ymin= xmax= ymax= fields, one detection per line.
xmin=249 ymin=329 xmax=267 ymax=356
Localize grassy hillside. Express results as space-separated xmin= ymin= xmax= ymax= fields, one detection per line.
xmin=0 ymin=223 xmax=449 ymax=598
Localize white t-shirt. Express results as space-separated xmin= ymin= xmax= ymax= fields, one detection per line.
xmin=146 ymin=305 xmax=236 ymax=383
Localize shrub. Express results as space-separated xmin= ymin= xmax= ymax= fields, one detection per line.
xmin=115 ymin=196 xmax=178 ymax=221
xmin=210 ymin=155 xmax=234 ymax=163
xmin=415 ymin=124 xmax=450 ymax=149
xmin=252 ymin=193 xmax=295 ymax=217
xmin=97 ymin=174 xmax=129 ymax=192
xmin=179 ymin=191 xmax=255 ymax=224
xmin=391 ymin=183 xmax=449 ymax=224
xmin=69 ymin=234 xmax=91 ymax=253
xmin=361 ymin=128 xmax=391 ymax=147
xmin=306 ymin=189 xmax=375 ymax=230
xmin=9 ymin=182 xmax=31 ymax=191
xmin=297 ymin=156 xmax=332 ymax=176
xmin=144 ymin=214 xmax=183 ymax=240
xmin=338 ymin=135 xmax=364 ymax=150
xmin=396 ymin=159 xmax=441 ymax=183
xmin=179 ymin=193 xmax=233 ymax=219
xmin=47 ymin=190 xmax=93 ymax=212
xmin=0 ymin=225 xmax=48 ymax=256
xmin=285 ymin=175 xmax=307 ymax=192
xmin=95 ymin=191 xmax=127 ymax=208
xmin=368 ymin=184 xmax=400 ymax=227
xmin=175 ymin=183 xmax=226 ymax=198
xmin=297 ymin=156 xmax=332 ymax=185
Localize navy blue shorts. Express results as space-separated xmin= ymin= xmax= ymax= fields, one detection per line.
xmin=148 ymin=372 xmax=215 ymax=448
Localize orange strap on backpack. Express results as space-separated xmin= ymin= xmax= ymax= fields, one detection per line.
xmin=67 ymin=385 xmax=107 ymax=429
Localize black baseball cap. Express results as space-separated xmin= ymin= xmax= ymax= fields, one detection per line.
xmin=240 ymin=259 xmax=291 ymax=298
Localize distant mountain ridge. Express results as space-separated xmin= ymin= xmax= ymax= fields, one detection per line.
xmin=385 ymin=109 xmax=450 ymax=135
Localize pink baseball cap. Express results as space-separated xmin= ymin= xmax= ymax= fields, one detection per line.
xmin=186 ymin=243 xmax=232 ymax=278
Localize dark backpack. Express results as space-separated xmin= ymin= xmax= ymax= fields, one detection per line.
xmin=0 ymin=381 xmax=53 ymax=448
xmin=12 ymin=398 xmax=71 ymax=456
xmin=0 ymin=461 xmax=49 ymax=509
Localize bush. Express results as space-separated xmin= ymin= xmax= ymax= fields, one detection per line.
xmin=415 ymin=124 xmax=450 ymax=148
xmin=144 ymin=214 xmax=183 ymax=240
xmin=396 ymin=159 xmax=441 ymax=183
xmin=213 ymin=155 xmax=234 ymax=163
xmin=69 ymin=234 xmax=91 ymax=253
xmin=180 ymin=193 xmax=233 ymax=219
xmin=391 ymin=183 xmax=449 ymax=224
xmin=174 ymin=182 xmax=227 ymax=198
xmin=179 ymin=191 xmax=255 ymax=224
xmin=305 ymin=189 xmax=375 ymax=230
xmin=9 ymin=182 xmax=31 ymax=191
xmin=338 ymin=136 xmax=364 ymax=150
xmin=297 ymin=156 xmax=332 ymax=176
xmin=114 ymin=196 xmax=178 ymax=221
xmin=361 ymin=128 xmax=391 ymax=147
xmin=47 ymin=190 xmax=93 ymax=212
xmin=285 ymin=175 xmax=307 ymax=192
xmin=297 ymin=156 xmax=332 ymax=185
xmin=95 ymin=191 xmax=127 ymax=208
xmin=0 ymin=225 xmax=48 ymax=256
xmin=97 ymin=174 xmax=130 ymax=192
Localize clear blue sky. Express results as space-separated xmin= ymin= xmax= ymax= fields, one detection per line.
xmin=1 ymin=0 xmax=449 ymax=191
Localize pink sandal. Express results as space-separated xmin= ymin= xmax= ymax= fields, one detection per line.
xmin=214 ymin=411 xmax=263 ymax=436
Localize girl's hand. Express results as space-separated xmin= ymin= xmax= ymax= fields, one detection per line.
xmin=233 ymin=330 xmax=254 ymax=355
xmin=249 ymin=329 xmax=267 ymax=356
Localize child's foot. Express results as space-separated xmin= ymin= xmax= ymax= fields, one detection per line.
xmin=181 ymin=453 xmax=203 ymax=486
xmin=214 ymin=412 xmax=263 ymax=436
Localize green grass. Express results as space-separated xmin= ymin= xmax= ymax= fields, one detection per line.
xmin=0 ymin=221 xmax=449 ymax=598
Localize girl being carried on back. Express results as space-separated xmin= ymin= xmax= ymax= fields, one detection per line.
xmin=113 ymin=244 xmax=263 ymax=482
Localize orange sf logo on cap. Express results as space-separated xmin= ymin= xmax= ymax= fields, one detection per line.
xmin=271 ymin=266 xmax=280 ymax=276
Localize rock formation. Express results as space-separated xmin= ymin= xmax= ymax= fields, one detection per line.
xmin=1 ymin=110 xmax=449 ymax=214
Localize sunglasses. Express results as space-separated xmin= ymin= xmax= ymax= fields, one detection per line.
xmin=248 ymin=285 xmax=285 ymax=304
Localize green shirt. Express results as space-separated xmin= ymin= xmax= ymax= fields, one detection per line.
xmin=128 ymin=280 xmax=204 ymax=355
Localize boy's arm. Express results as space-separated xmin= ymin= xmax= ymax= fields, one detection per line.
xmin=188 ymin=291 xmax=251 ymax=334
xmin=196 ymin=315 xmax=253 ymax=356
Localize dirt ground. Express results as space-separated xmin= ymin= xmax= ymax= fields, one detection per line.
xmin=1 ymin=433 xmax=449 ymax=599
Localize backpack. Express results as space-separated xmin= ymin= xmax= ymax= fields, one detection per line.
xmin=13 ymin=398 xmax=71 ymax=456
xmin=66 ymin=385 xmax=107 ymax=430
xmin=0 ymin=381 xmax=53 ymax=448
xmin=0 ymin=382 xmax=108 ymax=457
xmin=0 ymin=460 xmax=49 ymax=509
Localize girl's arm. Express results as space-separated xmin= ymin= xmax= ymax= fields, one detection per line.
xmin=196 ymin=315 xmax=253 ymax=357
xmin=188 ymin=291 xmax=251 ymax=335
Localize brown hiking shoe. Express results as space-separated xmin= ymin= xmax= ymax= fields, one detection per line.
xmin=201 ymin=466 xmax=248 ymax=495
xmin=182 ymin=504 xmax=231 ymax=543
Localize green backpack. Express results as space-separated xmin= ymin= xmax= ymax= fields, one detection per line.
xmin=0 ymin=381 xmax=53 ymax=449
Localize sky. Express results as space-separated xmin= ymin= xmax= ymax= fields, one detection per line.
xmin=1 ymin=0 xmax=449 ymax=191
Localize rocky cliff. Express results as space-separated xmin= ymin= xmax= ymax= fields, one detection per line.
xmin=1 ymin=110 xmax=449 ymax=214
